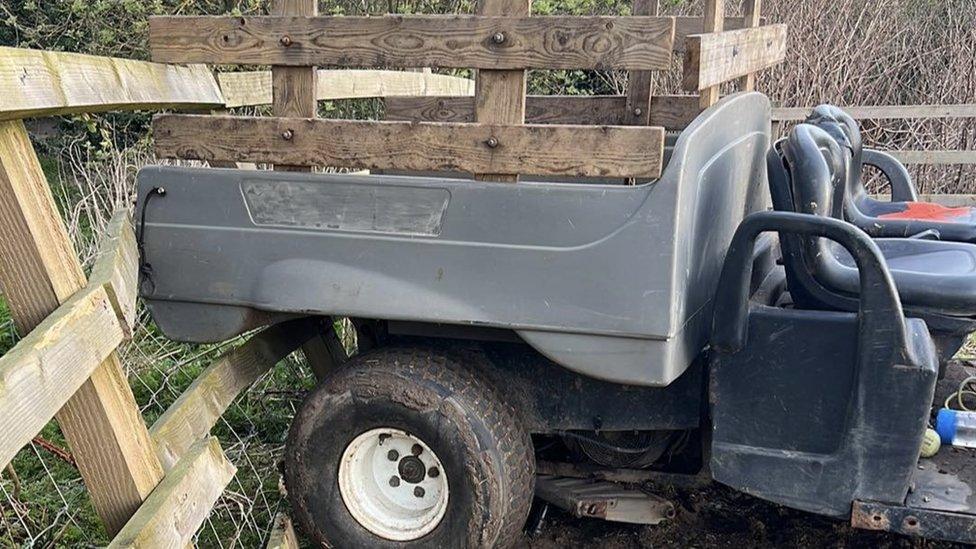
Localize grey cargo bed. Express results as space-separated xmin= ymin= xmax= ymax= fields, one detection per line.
xmin=136 ymin=92 xmax=771 ymax=386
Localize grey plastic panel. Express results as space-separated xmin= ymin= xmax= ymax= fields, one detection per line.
xmin=136 ymin=92 xmax=771 ymax=386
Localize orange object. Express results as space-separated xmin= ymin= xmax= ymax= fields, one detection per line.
xmin=878 ymin=202 xmax=973 ymax=222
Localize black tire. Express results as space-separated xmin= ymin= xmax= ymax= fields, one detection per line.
xmin=285 ymin=345 xmax=535 ymax=548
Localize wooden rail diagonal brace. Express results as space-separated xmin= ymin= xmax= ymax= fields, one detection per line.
xmin=0 ymin=120 xmax=164 ymax=535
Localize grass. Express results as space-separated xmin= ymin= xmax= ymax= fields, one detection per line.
xmin=0 ymin=299 xmax=318 ymax=547
xmin=0 ymin=143 xmax=319 ymax=547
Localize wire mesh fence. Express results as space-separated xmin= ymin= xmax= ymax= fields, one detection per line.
xmin=2 ymin=0 xmax=976 ymax=545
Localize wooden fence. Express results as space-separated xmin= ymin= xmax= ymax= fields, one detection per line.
xmin=0 ymin=0 xmax=786 ymax=542
xmin=0 ymin=0 xmax=972 ymax=544
xmin=0 ymin=43 xmax=328 ymax=546
xmin=148 ymin=0 xmax=785 ymax=181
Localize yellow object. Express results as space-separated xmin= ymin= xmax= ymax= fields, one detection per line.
xmin=921 ymin=428 xmax=941 ymax=458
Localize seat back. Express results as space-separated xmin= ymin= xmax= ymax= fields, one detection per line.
xmin=769 ymin=123 xmax=863 ymax=313
xmin=806 ymin=105 xmax=864 ymax=201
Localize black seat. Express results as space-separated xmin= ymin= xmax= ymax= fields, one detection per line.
xmin=768 ymin=123 xmax=976 ymax=360
xmin=806 ymin=105 xmax=976 ymax=241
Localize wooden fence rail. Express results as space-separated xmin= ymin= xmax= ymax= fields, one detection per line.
xmin=219 ymin=69 xmax=475 ymax=108
xmin=2 ymin=2 xmax=976 ymax=545
xmin=0 ymin=47 xmax=222 ymax=120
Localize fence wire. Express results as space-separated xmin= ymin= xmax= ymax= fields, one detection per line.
xmin=3 ymin=0 xmax=976 ymax=545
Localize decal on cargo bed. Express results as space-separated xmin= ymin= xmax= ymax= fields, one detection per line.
xmin=241 ymin=180 xmax=450 ymax=236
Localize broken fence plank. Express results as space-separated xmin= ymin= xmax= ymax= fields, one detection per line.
xmin=0 ymin=47 xmax=223 ymax=121
xmin=149 ymin=317 xmax=321 ymax=470
xmin=108 ymin=437 xmax=236 ymax=548
xmin=150 ymin=15 xmax=675 ymax=71
xmin=153 ymin=114 xmax=666 ymax=179
xmin=88 ymin=210 xmax=139 ymax=336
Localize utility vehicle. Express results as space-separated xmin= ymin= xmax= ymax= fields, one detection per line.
xmin=135 ymin=93 xmax=976 ymax=546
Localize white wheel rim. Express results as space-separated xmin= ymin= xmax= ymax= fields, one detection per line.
xmin=338 ymin=428 xmax=449 ymax=541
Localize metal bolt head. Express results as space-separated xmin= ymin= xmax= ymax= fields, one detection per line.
xmin=411 ymin=443 xmax=423 ymax=456
xmin=389 ymin=476 xmax=400 ymax=487
xmin=387 ymin=449 xmax=399 ymax=461
xmin=486 ymin=136 xmax=499 ymax=149
xmin=428 ymin=466 xmax=440 ymax=478
xmin=414 ymin=486 xmax=425 ymax=498
xmin=281 ymin=129 xmax=294 ymax=141
xmin=280 ymin=35 xmax=294 ymax=47
xmin=491 ymin=32 xmax=506 ymax=44
xmin=632 ymin=107 xmax=643 ymax=117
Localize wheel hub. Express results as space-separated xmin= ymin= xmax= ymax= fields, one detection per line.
xmin=338 ymin=428 xmax=449 ymax=541
xmin=398 ymin=455 xmax=427 ymax=483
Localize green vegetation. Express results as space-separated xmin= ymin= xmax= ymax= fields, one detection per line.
xmin=1 ymin=0 xmax=975 ymax=545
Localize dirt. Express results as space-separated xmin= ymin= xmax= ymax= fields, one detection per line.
xmin=524 ymin=482 xmax=957 ymax=548
xmin=522 ymin=361 xmax=976 ymax=548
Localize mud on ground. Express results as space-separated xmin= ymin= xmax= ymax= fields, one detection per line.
xmin=525 ymin=483 xmax=957 ymax=548
xmin=523 ymin=361 xmax=976 ymax=549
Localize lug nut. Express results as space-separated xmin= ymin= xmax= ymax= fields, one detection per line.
xmin=388 ymin=449 xmax=399 ymax=461
xmin=491 ymin=32 xmax=506 ymax=44
xmin=414 ymin=486 xmax=425 ymax=498
xmin=389 ymin=476 xmax=400 ymax=487
xmin=411 ymin=444 xmax=423 ymax=456
xmin=428 ymin=466 xmax=440 ymax=478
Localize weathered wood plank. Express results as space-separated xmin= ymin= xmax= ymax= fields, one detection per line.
xmin=888 ymin=150 xmax=976 ymax=165
xmin=0 ymin=284 xmax=124 ymax=470
xmin=772 ymin=104 xmax=976 ymax=121
xmin=696 ymin=0 xmax=725 ymax=109
xmin=266 ymin=512 xmax=300 ymax=549
xmin=624 ymin=0 xmax=659 ymax=126
xmin=672 ymin=16 xmax=762 ymax=52
xmin=0 ymin=120 xmax=164 ymax=535
xmin=153 ymin=114 xmax=666 ymax=178
xmin=736 ymin=0 xmax=762 ymax=91
xmin=386 ymin=94 xmax=701 ymax=129
xmin=108 ymin=437 xmax=236 ymax=548
xmin=88 ymin=210 xmax=139 ymax=335
xmin=474 ymin=0 xmax=531 ymax=182
xmin=219 ymin=69 xmax=475 ymax=108
xmin=684 ymin=24 xmax=788 ymax=92
xmin=650 ymin=95 xmax=702 ymax=129
xmin=272 ymin=0 xmax=318 ymax=175
xmin=149 ymin=15 xmax=676 ymax=70
xmin=0 ymin=47 xmax=223 ymax=121
xmin=149 ymin=318 xmax=320 ymax=470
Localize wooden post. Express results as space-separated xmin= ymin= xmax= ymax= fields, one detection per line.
xmin=272 ymin=0 xmax=318 ymax=174
xmin=474 ymin=0 xmax=531 ymax=182
xmin=699 ymin=0 xmax=725 ymax=109
xmin=624 ymin=0 xmax=659 ymax=126
xmin=737 ymin=0 xmax=762 ymax=91
xmin=0 ymin=120 xmax=164 ymax=534
xmin=270 ymin=0 xmax=335 ymax=377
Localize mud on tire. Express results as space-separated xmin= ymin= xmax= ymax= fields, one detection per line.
xmin=285 ymin=345 xmax=535 ymax=548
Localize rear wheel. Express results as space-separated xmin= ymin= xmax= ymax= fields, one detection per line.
xmin=285 ymin=346 xmax=535 ymax=548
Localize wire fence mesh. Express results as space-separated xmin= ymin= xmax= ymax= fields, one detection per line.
xmin=1 ymin=0 xmax=976 ymax=546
